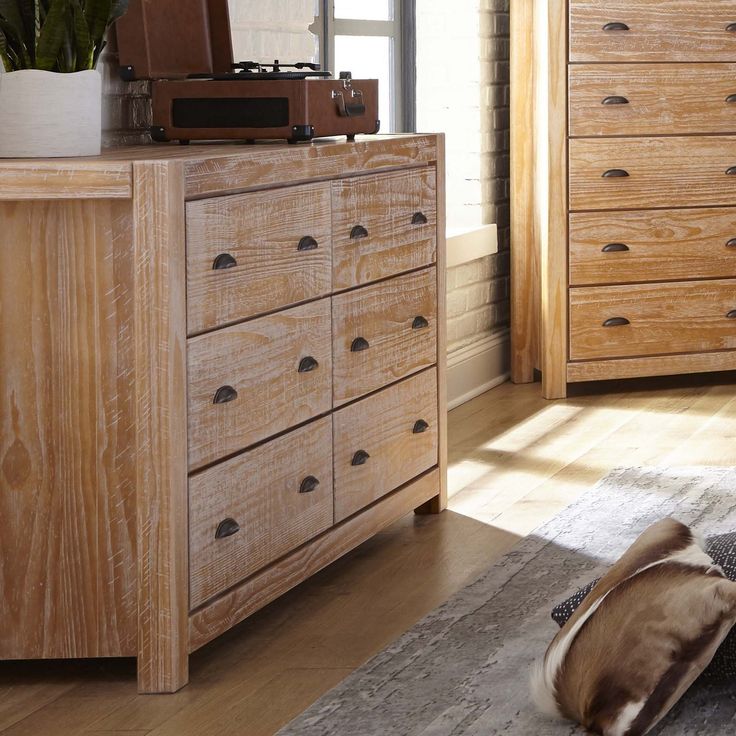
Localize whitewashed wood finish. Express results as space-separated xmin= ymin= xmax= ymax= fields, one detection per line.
xmin=569 ymin=64 xmax=736 ymax=137
xmin=185 ymin=183 xmax=332 ymax=334
xmin=0 ymin=163 xmax=132 ymax=200
xmin=332 ymin=267 xmax=438 ymax=405
xmin=189 ymin=417 xmax=333 ymax=609
xmin=569 ymin=137 xmax=736 ymax=211
xmin=132 ymin=161 xmax=189 ymax=694
xmin=569 ymin=208 xmax=736 ymax=286
xmin=0 ymin=199 xmax=136 ymax=660
xmin=569 ymin=1 xmax=736 ymax=63
xmin=189 ymin=468 xmax=441 ymax=651
xmin=331 ymin=167 xmax=437 ymax=289
xmin=333 ymin=370 xmax=439 ymax=522
xmin=187 ymin=299 xmax=332 ymax=471
xmin=570 ymin=279 xmax=736 ymax=361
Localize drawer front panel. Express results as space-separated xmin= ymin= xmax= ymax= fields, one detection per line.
xmin=569 ymin=137 xmax=736 ymax=211
xmin=333 ymin=369 xmax=438 ymax=522
xmin=332 ymin=167 xmax=437 ymax=289
xmin=332 ymin=267 xmax=437 ymax=405
xmin=569 ymin=280 xmax=736 ymax=360
xmin=186 ymin=183 xmax=331 ymax=335
xmin=570 ymin=208 xmax=736 ymax=285
xmin=569 ymin=64 xmax=736 ymax=137
xmin=189 ymin=417 xmax=333 ymax=608
xmin=187 ymin=299 xmax=332 ymax=471
xmin=570 ymin=1 xmax=736 ymax=63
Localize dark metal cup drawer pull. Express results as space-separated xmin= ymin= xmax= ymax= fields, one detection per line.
xmin=351 ymin=336 xmax=370 ymax=352
xmin=727 ymin=22 xmax=736 ymax=32
xmin=213 ymin=385 xmax=238 ymax=404
xmin=350 ymin=225 xmax=369 ymax=240
xmin=413 ymin=419 xmax=430 ymax=434
xmin=728 ymin=310 xmax=736 ymax=319
xmin=602 ymin=169 xmax=630 ymax=178
xmin=412 ymin=315 xmax=430 ymax=330
xmin=726 ymin=166 xmax=736 ymax=176
xmin=412 ymin=211 xmax=428 ymax=225
xmin=726 ymin=94 xmax=736 ymax=104
xmin=212 ymin=253 xmax=238 ymax=270
xmin=297 ymin=236 xmax=319 ymax=251
xmin=602 ymin=22 xmax=630 ymax=31
xmin=215 ymin=518 xmax=240 ymax=540
xmin=603 ymin=317 xmax=631 ymax=328
xmin=299 ymin=475 xmax=320 ymax=494
xmin=602 ymin=96 xmax=629 ymax=105
xmin=351 ymin=449 xmax=370 ymax=466
xmin=602 ymin=243 xmax=630 ymax=253
xmin=298 ymin=356 xmax=319 ymax=373
xmin=726 ymin=239 xmax=736 ymax=248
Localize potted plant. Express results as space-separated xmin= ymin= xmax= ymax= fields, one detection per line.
xmin=0 ymin=0 xmax=129 ymax=157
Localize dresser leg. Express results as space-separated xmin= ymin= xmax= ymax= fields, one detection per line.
xmin=133 ymin=161 xmax=190 ymax=694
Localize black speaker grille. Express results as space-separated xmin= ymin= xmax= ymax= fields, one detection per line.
xmin=172 ymin=97 xmax=289 ymax=128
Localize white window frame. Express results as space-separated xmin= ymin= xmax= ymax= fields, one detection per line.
xmin=313 ymin=0 xmax=414 ymax=133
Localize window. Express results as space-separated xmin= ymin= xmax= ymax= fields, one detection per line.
xmin=312 ymin=0 xmax=414 ymax=133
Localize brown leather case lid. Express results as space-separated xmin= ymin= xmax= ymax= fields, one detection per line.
xmin=115 ymin=0 xmax=233 ymax=79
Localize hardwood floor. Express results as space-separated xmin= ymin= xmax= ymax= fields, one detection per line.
xmin=2 ymin=373 xmax=735 ymax=735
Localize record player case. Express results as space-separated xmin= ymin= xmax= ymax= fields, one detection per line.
xmin=115 ymin=0 xmax=380 ymax=143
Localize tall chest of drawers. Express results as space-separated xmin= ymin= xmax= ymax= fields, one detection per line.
xmin=511 ymin=0 xmax=736 ymax=398
xmin=0 ymin=134 xmax=446 ymax=692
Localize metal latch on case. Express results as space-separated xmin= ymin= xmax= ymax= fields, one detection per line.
xmin=333 ymin=71 xmax=367 ymax=117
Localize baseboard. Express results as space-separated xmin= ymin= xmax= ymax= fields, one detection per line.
xmin=447 ymin=329 xmax=510 ymax=410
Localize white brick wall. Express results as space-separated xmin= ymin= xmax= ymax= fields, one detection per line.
xmin=101 ymin=1 xmax=316 ymax=145
xmin=417 ymin=0 xmax=510 ymax=355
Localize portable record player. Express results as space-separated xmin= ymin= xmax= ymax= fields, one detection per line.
xmin=115 ymin=0 xmax=380 ymax=144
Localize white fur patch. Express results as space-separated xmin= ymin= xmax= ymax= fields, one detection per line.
xmin=608 ymin=699 xmax=646 ymax=736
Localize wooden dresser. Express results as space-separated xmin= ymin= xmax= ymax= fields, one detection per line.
xmin=511 ymin=0 xmax=736 ymax=399
xmin=0 ymin=134 xmax=447 ymax=692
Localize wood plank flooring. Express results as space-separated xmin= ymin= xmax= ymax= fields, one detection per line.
xmin=2 ymin=373 xmax=735 ymax=735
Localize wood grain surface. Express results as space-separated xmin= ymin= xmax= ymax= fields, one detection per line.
xmin=331 ymin=167 xmax=437 ymax=289
xmin=569 ymin=279 xmax=736 ymax=360
xmin=0 ymin=163 xmax=132 ymax=200
xmin=132 ymin=161 xmax=189 ymax=693
xmin=0 ymin=199 xmax=136 ymax=660
xmin=185 ymin=183 xmax=332 ymax=334
xmin=187 ymin=299 xmax=332 ymax=471
xmin=188 ymin=417 xmax=333 ymax=609
xmin=333 ymin=370 xmax=438 ymax=522
xmin=569 ymin=136 xmax=736 ymax=211
xmin=332 ymin=267 xmax=437 ymax=405
xmin=569 ymin=1 xmax=736 ymax=63
xmin=189 ymin=468 xmax=440 ymax=651
xmin=569 ymin=64 xmax=736 ymax=137
xmin=569 ymin=208 xmax=736 ymax=285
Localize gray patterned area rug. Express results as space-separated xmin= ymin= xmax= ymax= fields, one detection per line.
xmin=279 ymin=467 xmax=736 ymax=736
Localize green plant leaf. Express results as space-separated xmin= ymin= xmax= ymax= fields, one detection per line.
xmin=0 ymin=15 xmax=30 ymax=67
xmin=0 ymin=1 xmax=30 ymax=57
xmin=71 ymin=0 xmax=92 ymax=70
xmin=0 ymin=26 xmax=12 ymax=71
xmin=83 ymin=0 xmax=111 ymax=46
xmin=35 ymin=0 xmax=67 ymax=70
xmin=16 ymin=0 xmax=40 ymax=64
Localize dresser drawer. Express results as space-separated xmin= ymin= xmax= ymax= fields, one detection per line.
xmin=187 ymin=299 xmax=332 ymax=471
xmin=333 ymin=370 xmax=438 ymax=522
xmin=189 ymin=417 xmax=333 ymax=608
xmin=569 ymin=137 xmax=736 ymax=211
xmin=570 ymin=1 xmax=736 ymax=63
xmin=570 ymin=209 xmax=736 ymax=286
xmin=185 ymin=183 xmax=331 ymax=335
xmin=569 ymin=280 xmax=736 ymax=361
xmin=332 ymin=167 xmax=436 ymax=289
xmin=569 ymin=64 xmax=736 ymax=137
xmin=332 ymin=268 xmax=437 ymax=405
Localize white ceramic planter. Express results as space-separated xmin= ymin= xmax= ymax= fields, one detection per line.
xmin=0 ymin=69 xmax=101 ymax=158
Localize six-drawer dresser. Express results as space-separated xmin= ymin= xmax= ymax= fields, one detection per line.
xmin=0 ymin=134 xmax=447 ymax=692
xmin=511 ymin=0 xmax=736 ymax=398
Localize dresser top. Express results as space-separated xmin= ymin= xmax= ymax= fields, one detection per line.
xmin=0 ymin=133 xmax=441 ymax=201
